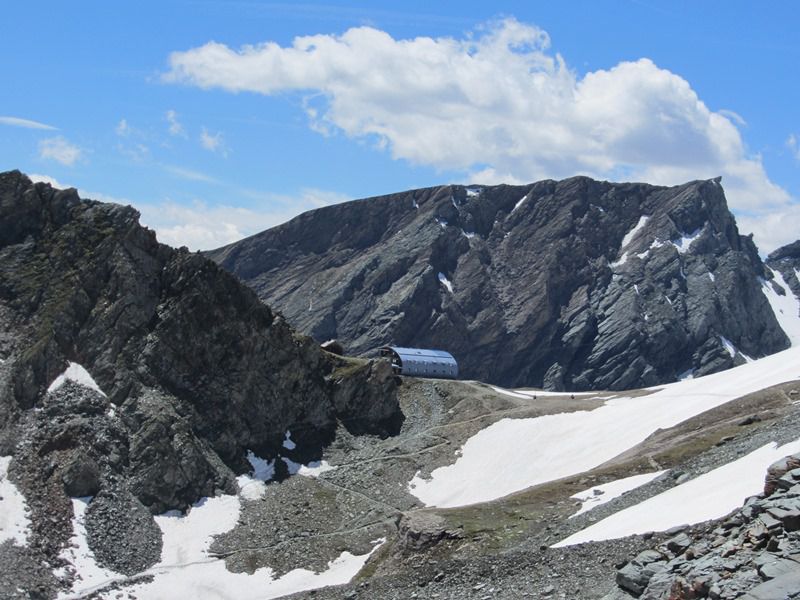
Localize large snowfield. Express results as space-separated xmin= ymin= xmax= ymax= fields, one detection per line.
xmin=554 ymin=438 xmax=800 ymax=547
xmin=407 ymin=271 xmax=800 ymax=544
xmin=409 ymin=344 xmax=800 ymax=507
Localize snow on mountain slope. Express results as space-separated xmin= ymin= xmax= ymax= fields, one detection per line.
xmin=0 ymin=456 xmax=30 ymax=546
xmin=553 ymin=438 xmax=800 ymax=547
xmin=47 ymin=362 xmax=106 ymax=396
xmin=409 ymin=345 xmax=800 ymax=508
xmin=569 ymin=470 xmax=667 ymax=518
xmin=761 ymin=268 xmax=800 ymax=346
xmin=58 ymin=489 xmax=383 ymax=600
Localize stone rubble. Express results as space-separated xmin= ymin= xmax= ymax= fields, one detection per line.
xmin=605 ymin=454 xmax=800 ymax=600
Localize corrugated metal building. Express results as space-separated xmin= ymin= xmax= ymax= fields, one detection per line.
xmin=379 ymin=346 xmax=458 ymax=379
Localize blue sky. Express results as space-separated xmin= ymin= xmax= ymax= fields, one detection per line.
xmin=1 ymin=1 xmax=798 ymax=252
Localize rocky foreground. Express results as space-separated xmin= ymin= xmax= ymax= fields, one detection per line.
xmin=605 ymin=454 xmax=800 ymax=600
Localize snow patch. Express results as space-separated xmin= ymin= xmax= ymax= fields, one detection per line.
xmin=511 ymin=193 xmax=528 ymax=213
xmin=677 ymin=368 xmax=694 ymax=381
xmin=672 ymin=228 xmax=703 ymax=254
xmin=719 ymin=336 xmax=737 ymax=358
xmin=761 ymin=268 xmax=800 ymax=346
xmin=554 ymin=438 xmax=800 ymax=546
xmin=435 ymin=217 xmax=448 ymax=229
xmin=490 ymin=386 xmax=591 ymax=399
xmin=489 ymin=385 xmax=532 ymax=399
xmin=570 ymin=470 xmax=667 ymax=518
xmin=283 ymin=458 xmax=337 ymax=478
xmin=634 ymin=284 xmax=640 ymax=296
xmin=57 ymin=497 xmax=121 ymax=597
xmin=48 ymin=362 xmax=105 ymax=396
xmin=465 ymin=186 xmax=482 ymax=198
xmin=438 ymin=272 xmax=453 ymax=293
xmin=409 ymin=345 xmax=800 ymax=507
xmin=620 ymin=216 xmax=650 ymax=250
xmin=282 ymin=431 xmax=296 ymax=450
xmin=461 ymin=229 xmax=475 ymax=239
xmin=708 ymin=272 xmax=715 ymax=282
xmin=60 ymin=491 xmax=380 ymax=599
xmin=610 ymin=253 xmax=629 ymax=269
xmin=236 ymin=451 xmax=276 ymax=500
xmin=0 ymin=456 xmax=31 ymax=546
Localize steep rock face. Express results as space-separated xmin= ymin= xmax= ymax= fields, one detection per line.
xmin=0 ymin=170 xmax=400 ymax=516
xmin=209 ymin=177 xmax=788 ymax=390
xmin=766 ymin=240 xmax=800 ymax=302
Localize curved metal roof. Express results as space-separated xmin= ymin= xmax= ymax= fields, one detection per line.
xmin=388 ymin=347 xmax=456 ymax=361
xmin=380 ymin=346 xmax=458 ymax=379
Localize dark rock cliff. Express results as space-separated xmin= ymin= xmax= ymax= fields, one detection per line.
xmin=766 ymin=240 xmax=800 ymax=302
xmin=0 ymin=170 xmax=401 ymax=518
xmin=208 ymin=176 xmax=788 ymax=390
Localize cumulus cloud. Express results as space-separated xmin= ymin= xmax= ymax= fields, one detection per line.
xmin=200 ymin=127 xmax=228 ymax=156
xmin=137 ymin=189 xmax=350 ymax=250
xmin=28 ymin=171 xmax=348 ymax=251
xmin=39 ymin=136 xmax=83 ymax=166
xmin=0 ymin=116 xmax=57 ymax=130
xmin=165 ymin=109 xmax=185 ymax=136
xmin=28 ymin=173 xmax=69 ymax=188
xmin=737 ymin=206 xmax=800 ymax=256
xmin=164 ymin=17 xmax=797 ymax=251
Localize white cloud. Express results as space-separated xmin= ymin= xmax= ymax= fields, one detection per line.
xmin=39 ymin=136 xmax=83 ymax=166
xmin=137 ymin=189 xmax=350 ymax=250
xmin=788 ymin=134 xmax=800 ymax=161
xmin=116 ymin=142 xmax=150 ymax=162
xmin=164 ymin=17 xmax=798 ymax=251
xmin=162 ymin=164 xmax=221 ymax=184
xmin=0 ymin=116 xmax=57 ymax=130
xmin=166 ymin=109 xmax=185 ymax=136
xmin=28 ymin=173 xmax=69 ymax=188
xmin=116 ymin=118 xmax=131 ymax=136
xmin=200 ymin=127 xmax=227 ymax=155
xmin=737 ymin=206 xmax=800 ymax=255
xmin=25 ymin=173 xmax=349 ymax=251
xmin=718 ymin=109 xmax=746 ymax=127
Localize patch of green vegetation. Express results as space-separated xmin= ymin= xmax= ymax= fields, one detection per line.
xmin=353 ymin=537 xmax=395 ymax=581
xmin=330 ymin=356 xmax=370 ymax=380
xmin=312 ymin=484 xmax=338 ymax=504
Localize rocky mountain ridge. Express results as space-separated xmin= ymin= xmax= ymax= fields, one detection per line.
xmin=766 ymin=241 xmax=800 ymax=302
xmin=209 ymin=176 xmax=789 ymax=390
xmin=0 ymin=170 xmax=401 ymax=589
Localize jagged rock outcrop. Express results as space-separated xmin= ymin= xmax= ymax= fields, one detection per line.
xmin=209 ymin=176 xmax=788 ymax=390
xmin=766 ymin=240 xmax=800 ymax=303
xmin=0 ymin=170 xmax=401 ymax=518
xmin=605 ymin=455 xmax=800 ymax=600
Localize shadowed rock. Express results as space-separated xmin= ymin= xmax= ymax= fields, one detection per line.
xmin=209 ymin=176 xmax=788 ymax=390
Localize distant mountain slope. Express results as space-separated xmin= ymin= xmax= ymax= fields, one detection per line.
xmin=209 ymin=176 xmax=788 ymax=390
